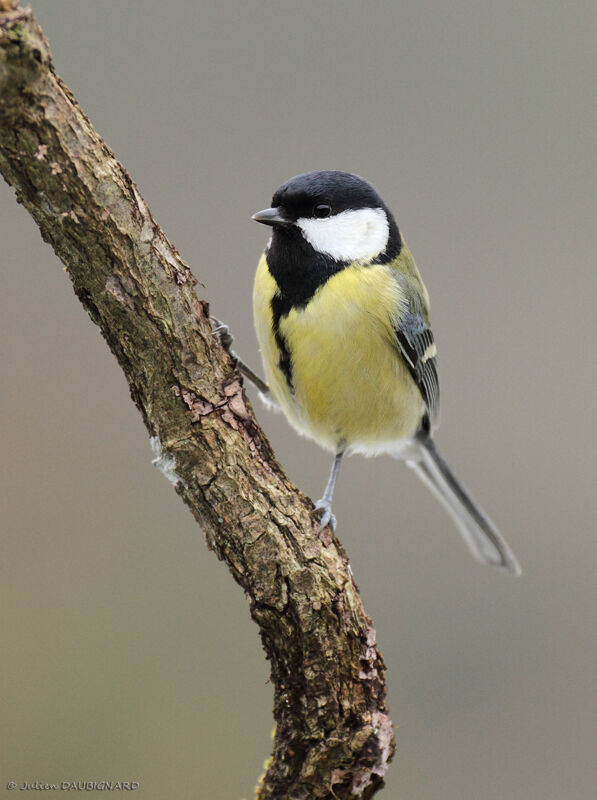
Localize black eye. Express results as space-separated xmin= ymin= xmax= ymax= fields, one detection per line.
xmin=313 ymin=203 xmax=332 ymax=218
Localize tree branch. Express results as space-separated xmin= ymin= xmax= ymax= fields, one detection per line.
xmin=0 ymin=6 xmax=394 ymax=798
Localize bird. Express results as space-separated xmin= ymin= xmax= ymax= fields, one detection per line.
xmin=248 ymin=170 xmax=520 ymax=575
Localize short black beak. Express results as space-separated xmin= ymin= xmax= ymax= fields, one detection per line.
xmin=251 ymin=207 xmax=293 ymax=227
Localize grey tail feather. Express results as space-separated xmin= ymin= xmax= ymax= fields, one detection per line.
xmin=407 ymin=438 xmax=521 ymax=576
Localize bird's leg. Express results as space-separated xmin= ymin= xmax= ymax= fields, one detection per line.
xmin=210 ymin=317 xmax=272 ymax=400
xmin=314 ymin=450 xmax=345 ymax=532
xmin=237 ymin=360 xmax=271 ymax=397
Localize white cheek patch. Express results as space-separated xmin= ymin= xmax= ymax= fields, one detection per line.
xmin=296 ymin=207 xmax=389 ymax=262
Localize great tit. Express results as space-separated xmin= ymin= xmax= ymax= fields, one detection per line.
xmin=250 ymin=170 xmax=520 ymax=575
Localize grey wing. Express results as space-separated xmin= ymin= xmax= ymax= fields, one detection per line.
xmin=395 ymin=310 xmax=440 ymax=432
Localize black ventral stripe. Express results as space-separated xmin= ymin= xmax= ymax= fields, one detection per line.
xmin=266 ymin=227 xmax=342 ymax=394
xmin=270 ymin=292 xmax=295 ymax=392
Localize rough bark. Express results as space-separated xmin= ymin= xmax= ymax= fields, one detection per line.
xmin=0 ymin=5 xmax=395 ymax=798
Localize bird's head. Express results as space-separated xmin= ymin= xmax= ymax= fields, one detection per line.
xmin=253 ymin=170 xmax=400 ymax=264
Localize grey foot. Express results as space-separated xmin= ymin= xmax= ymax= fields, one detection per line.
xmin=314 ymin=498 xmax=337 ymax=532
xmin=210 ymin=317 xmax=234 ymax=352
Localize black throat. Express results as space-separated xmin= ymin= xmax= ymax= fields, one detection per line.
xmin=266 ymin=226 xmax=345 ymax=308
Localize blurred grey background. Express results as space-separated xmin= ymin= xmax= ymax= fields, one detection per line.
xmin=2 ymin=2 xmax=596 ymax=798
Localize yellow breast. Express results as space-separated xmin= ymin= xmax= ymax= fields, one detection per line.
xmin=253 ymin=253 xmax=423 ymax=454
